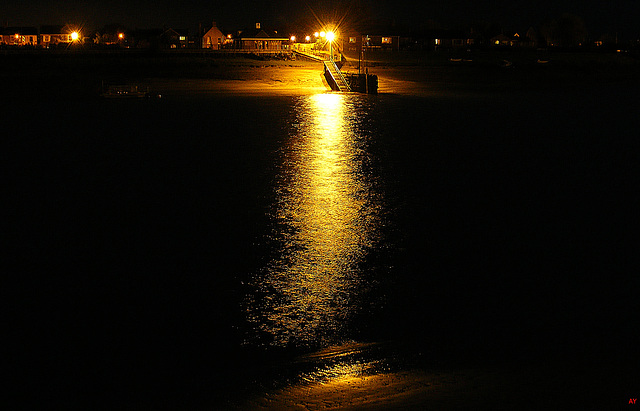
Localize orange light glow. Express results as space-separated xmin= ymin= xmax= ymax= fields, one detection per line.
xmin=305 ymin=35 xmax=311 ymax=42
xmin=15 ymin=34 xmax=20 ymax=39
xmin=244 ymin=93 xmax=384 ymax=347
xmin=326 ymin=31 xmax=335 ymax=42
xmin=118 ymin=33 xmax=124 ymax=39
xmin=71 ymin=31 xmax=79 ymax=41
xmin=320 ymin=31 xmax=326 ymax=38
xmin=290 ymin=35 xmax=296 ymax=42
xmin=314 ymin=32 xmax=319 ymax=38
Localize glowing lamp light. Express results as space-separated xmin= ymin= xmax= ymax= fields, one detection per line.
xmin=305 ymin=35 xmax=311 ymax=42
xmin=15 ymin=33 xmax=20 ymax=39
xmin=118 ymin=33 xmax=124 ymax=40
xmin=71 ymin=31 xmax=79 ymax=41
xmin=314 ymin=32 xmax=319 ymax=38
xmin=326 ymin=31 xmax=335 ymax=42
xmin=290 ymin=35 xmax=296 ymax=42
xmin=320 ymin=31 xmax=326 ymax=38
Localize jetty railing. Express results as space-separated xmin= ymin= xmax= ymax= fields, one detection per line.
xmin=333 ymin=61 xmax=351 ymax=92
xmin=323 ymin=60 xmax=351 ymax=92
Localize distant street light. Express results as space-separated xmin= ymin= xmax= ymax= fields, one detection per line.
xmin=71 ymin=31 xmax=79 ymax=41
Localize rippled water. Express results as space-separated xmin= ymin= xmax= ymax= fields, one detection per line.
xmin=245 ymin=93 xmax=388 ymax=348
xmin=8 ymin=73 xmax=640 ymax=407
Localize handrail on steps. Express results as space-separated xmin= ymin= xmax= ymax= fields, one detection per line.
xmin=324 ymin=60 xmax=351 ymax=92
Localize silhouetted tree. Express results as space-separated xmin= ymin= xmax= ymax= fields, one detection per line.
xmin=538 ymin=14 xmax=587 ymax=48
xmin=555 ymin=13 xmax=588 ymax=47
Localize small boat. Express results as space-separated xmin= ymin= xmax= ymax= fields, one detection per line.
xmin=101 ymin=84 xmax=150 ymax=99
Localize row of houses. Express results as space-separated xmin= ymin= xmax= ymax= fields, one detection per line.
xmin=0 ymin=25 xmax=79 ymax=47
xmin=2 ymin=21 xmax=627 ymax=52
xmin=0 ymin=22 xmax=443 ymax=52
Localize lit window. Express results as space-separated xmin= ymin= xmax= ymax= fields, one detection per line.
xmin=435 ymin=39 xmax=440 ymax=45
xmin=179 ymin=36 xmax=186 ymax=41
xmin=382 ymin=37 xmax=392 ymax=44
xmin=349 ymin=37 xmax=356 ymax=43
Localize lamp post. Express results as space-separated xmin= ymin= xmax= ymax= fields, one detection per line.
xmin=326 ymin=31 xmax=335 ymax=61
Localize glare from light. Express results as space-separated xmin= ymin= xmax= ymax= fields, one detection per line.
xmin=314 ymin=32 xmax=319 ymax=38
xmin=118 ymin=33 xmax=124 ymax=39
xmin=326 ymin=31 xmax=335 ymax=42
xmin=290 ymin=35 xmax=296 ymax=42
xmin=71 ymin=31 xmax=79 ymax=41
xmin=306 ymin=35 xmax=311 ymax=42
xmin=320 ymin=31 xmax=326 ymax=38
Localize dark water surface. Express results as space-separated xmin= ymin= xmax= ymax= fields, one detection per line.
xmin=7 ymin=79 xmax=640 ymax=407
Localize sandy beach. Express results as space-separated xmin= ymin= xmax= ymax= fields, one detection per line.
xmin=3 ymin=50 xmax=638 ymax=99
xmin=233 ymin=362 xmax=637 ymax=410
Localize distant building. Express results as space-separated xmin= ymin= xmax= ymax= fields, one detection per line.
xmin=232 ymin=23 xmax=289 ymax=50
xmin=202 ymin=21 xmax=225 ymax=49
xmin=340 ymin=32 xmax=401 ymax=60
xmin=0 ymin=27 xmax=38 ymax=46
xmin=490 ymin=33 xmax=512 ymax=47
xmin=363 ymin=35 xmax=401 ymax=52
xmin=431 ymin=30 xmax=475 ymax=49
xmin=161 ymin=28 xmax=189 ymax=48
xmin=40 ymin=25 xmax=78 ymax=47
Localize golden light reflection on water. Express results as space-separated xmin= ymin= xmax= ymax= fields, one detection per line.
xmin=247 ymin=93 xmax=383 ymax=347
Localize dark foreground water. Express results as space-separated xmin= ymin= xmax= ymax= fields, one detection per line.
xmin=6 ymin=76 xmax=640 ymax=408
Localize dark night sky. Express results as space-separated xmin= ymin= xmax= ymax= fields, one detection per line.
xmin=3 ymin=0 xmax=638 ymax=38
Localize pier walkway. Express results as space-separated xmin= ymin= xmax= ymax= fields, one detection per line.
xmin=292 ymin=50 xmax=324 ymax=62
xmin=323 ymin=60 xmax=351 ymax=92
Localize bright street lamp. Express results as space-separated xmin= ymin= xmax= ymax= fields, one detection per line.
xmin=326 ymin=31 xmax=335 ymax=61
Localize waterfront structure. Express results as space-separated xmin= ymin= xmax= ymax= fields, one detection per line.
xmin=232 ymin=23 xmax=289 ymax=51
xmin=1 ymin=27 xmax=38 ymax=46
xmin=39 ymin=25 xmax=77 ymax=47
xmin=202 ymin=21 xmax=225 ymax=49
xmin=161 ymin=28 xmax=190 ymax=48
xmin=341 ymin=32 xmax=400 ymax=54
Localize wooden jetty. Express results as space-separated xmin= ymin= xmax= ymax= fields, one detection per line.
xmin=323 ymin=60 xmax=378 ymax=94
xmin=293 ymin=49 xmax=378 ymax=94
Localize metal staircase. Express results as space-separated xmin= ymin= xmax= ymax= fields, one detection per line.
xmin=323 ymin=60 xmax=351 ymax=92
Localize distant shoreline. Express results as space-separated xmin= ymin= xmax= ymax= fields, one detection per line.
xmin=2 ymin=49 xmax=638 ymax=99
